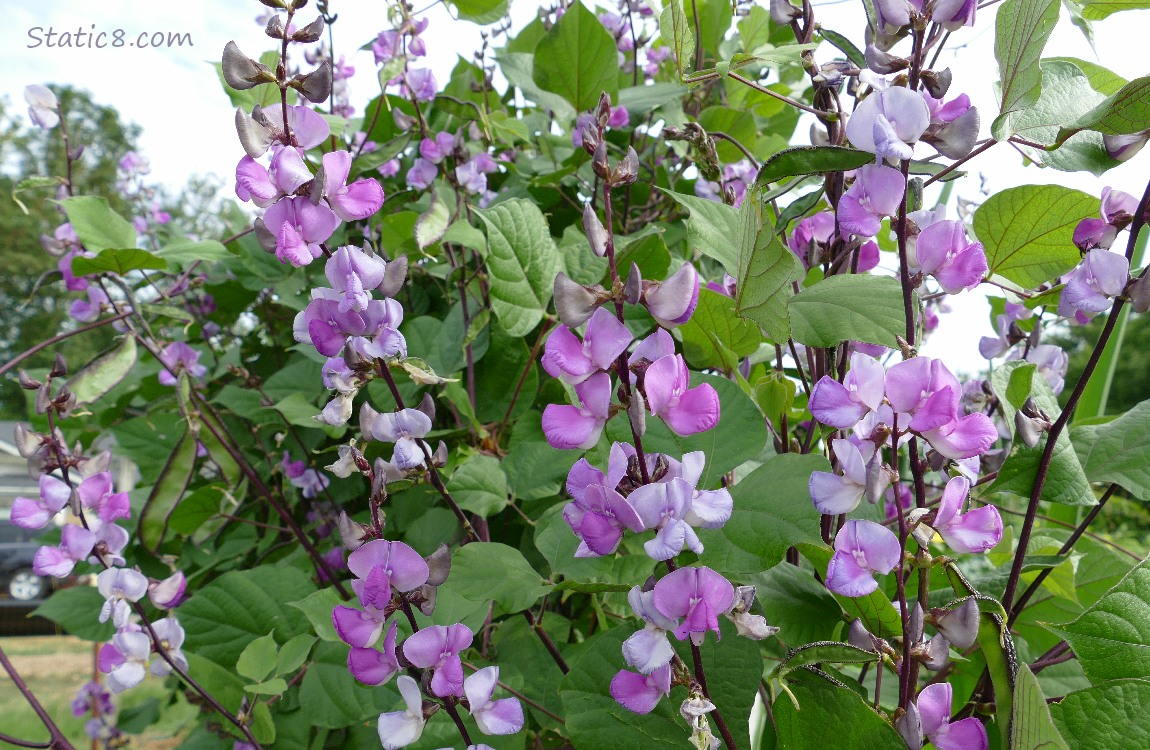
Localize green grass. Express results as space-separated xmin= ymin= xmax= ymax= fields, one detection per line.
xmin=0 ymin=636 xmax=197 ymax=748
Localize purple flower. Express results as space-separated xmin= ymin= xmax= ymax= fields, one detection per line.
xmin=406 ymin=157 xmax=438 ymax=190
xmin=838 ymin=164 xmax=906 ymax=237
xmin=263 ymin=197 xmax=341 ymax=267
xmin=652 ymin=566 xmax=734 ymax=645
xmin=873 ymin=0 xmax=917 ymax=35
xmin=97 ymin=568 xmax=149 ymax=628
xmin=322 ymin=151 xmax=385 ymax=221
xmin=610 ymin=664 xmax=672 ymax=714
xmin=915 ymin=220 xmax=987 ymax=293
xmin=978 ymin=301 xmax=1031 ymax=359
xmin=402 ymin=623 xmax=473 ymax=697
xmin=325 ymin=245 xmax=389 ymax=313
xmin=847 ymin=86 xmax=931 ymax=162
xmin=464 ymin=667 xmax=524 ymax=735
xmin=25 ymin=85 xmax=59 ymax=129
xmin=629 ymin=453 xmax=732 ymax=560
xmin=348 ymin=621 xmax=400 ymax=685
xmin=543 ymin=307 xmax=632 ymax=384
xmin=360 ymin=406 xmax=433 ymax=469
xmin=404 ymin=68 xmax=437 ymax=102
xmin=808 ymin=351 xmax=886 ymax=429
xmin=148 ymin=571 xmax=187 ymax=610
xmin=372 ymin=31 xmax=402 ymax=65
xmin=885 ymin=357 xmax=998 ymax=459
xmin=916 ymin=683 xmax=989 ymax=750
xmin=148 ymin=617 xmax=188 ymax=677
xmin=296 ymin=292 xmax=406 ymax=361
xmin=1015 ymin=344 xmax=1068 ymax=395
xmin=1105 ymin=131 xmax=1150 ymax=162
xmin=788 ymin=211 xmax=836 ymax=266
xmin=281 ymin=452 xmax=330 ymax=499
xmin=643 ymin=354 xmax=720 ymax=436
xmin=934 ymin=476 xmax=1002 ymax=554
xmin=931 ymin=0 xmax=977 ymax=30
xmin=98 ymin=629 xmax=151 ymax=693
xmin=456 ymin=159 xmax=489 ymax=194
xmin=348 ymin=539 xmax=430 ymax=594
xmin=157 ymin=342 xmax=207 ymax=386
xmin=608 ymin=105 xmax=630 ymax=129
xmin=642 ymin=263 xmax=699 ymax=328
xmin=921 ymin=92 xmax=981 ymax=159
xmin=376 ymin=675 xmax=425 ymax=749
xmin=11 ymin=474 xmax=71 ymax=529
xmin=622 ymin=585 xmax=679 ymax=673
xmin=542 ymin=371 xmax=613 ymax=449
xmin=826 ymin=519 xmax=901 ymax=597
xmin=1058 ymin=249 xmax=1129 ymax=324
xmin=262 ymin=103 xmax=332 ymax=152
xmin=419 ymin=132 xmax=456 ymax=163
xmin=33 ymin=524 xmax=96 ymax=577
xmin=809 ymin=438 xmax=888 ymax=515
xmin=563 ymin=444 xmax=644 ymax=556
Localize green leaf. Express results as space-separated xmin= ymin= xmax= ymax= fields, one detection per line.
xmin=994 ymin=0 xmax=1061 ymax=115
xmin=450 ymin=542 xmax=552 ymax=612
xmin=237 ymin=632 xmax=279 ymax=683
xmin=138 ymin=427 xmax=199 ymax=552
xmin=699 ymin=454 xmax=828 ymax=576
xmin=561 ymin=627 xmax=685 ymax=749
xmin=1045 ymin=57 xmax=1128 ymax=95
xmin=661 ymin=189 xmax=741 ymax=276
xmin=448 ymin=454 xmax=510 ymax=517
xmin=801 ymin=543 xmax=904 ymax=638
xmin=771 ymin=641 xmax=880 ymax=681
xmin=532 ymin=1 xmax=618 ymax=111
xmin=60 ymin=195 xmax=136 ymax=252
xmin=288 ymin=588 xmax=343 ymax=643
xmin=475 ymin=199 xmax=561 ymax=337
xmin=1074 ymin=399 xmax=1150 ymax=500
xmin=1081 ymin=0 xmax=1150 ymax=20
xmin=1050 ymin=679 xmax=1150 ymax=748
xmin=1045 ymin=557 xmax=1150 ymax=683
xmin=754 ymin=146 xmax=874 ymax=187
xmin=244 ymin=677 xmax=288 ymax=696
xmin=973 ymin=185 xmax=1098 ymax=288
xmin=735 ymin=195 xmax=805 ymax=342
xmin=679 ymin=288 xmax=761 ymax=370
xmin=299 ymin=642 xmax=392 ymax=728
xmin=66 ymin=336 xmax=137 ymax=405
xmin=788 ymin=274 xmax=909 ymax=348
xmin=1056 ymin=75 xmax=1150 ymax=144
xmin=446 ymin=0 xmax=509 ymax=24
xmin=70 ymin=248 xmax=166 ymax=276
xmin=32 ymin=587 xmax=115 ymax=641
xmin=496 ymin=53 xmax=576 ymax=121
xmin=1012 ymin=663 xmax=1071 ymax=749
xmin=660 ymin=0 xmax=696 ymax=80
xmin=752 ymin=562 xmax=843 ymax=646
xmin=989 ymin=360 xmax=1095 ymax=506
xmin=994 ymin=61 xmax=1118 ymax=175
xmin=157 ymin=238 xmax=232 ymax=266
xmin=616 ymin=83 xmax=688 ymax=112
xmin=180 ymin=566 xmax=315 ymax=667
xmin=772 ymin=670 xmax=905 ymax=749
xmin=415 ymin=191 xmax=451 ymax=250
xmin=818 ymin=29 xmax=866 ymax=68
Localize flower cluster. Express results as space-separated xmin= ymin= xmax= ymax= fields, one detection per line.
xmin=329 ymin=539 xmax=524 ymax=749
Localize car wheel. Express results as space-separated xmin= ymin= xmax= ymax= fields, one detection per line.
xmin=8 ymin=569 xmax=47 ymax=601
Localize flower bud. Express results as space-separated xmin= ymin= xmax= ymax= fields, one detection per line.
xmin=908 ymin=602 xmax=924 ymax=645
xmin=624 ymin=263 xmax=643 ymax=305
xmin=553 ymin=272 xmax=601 ymax=327
xmin=770 ymin=0 xmax=802 ymax=25
xmin=221 ymin=41 xmax=274 ymax=91
xmin=416 ymin=392 xmax=436 ymax=422
xmin=291 ymin=60 xmax=332 ymax=104
xmin=865 ymin=44 xmax=909 ymax=75
xmin=264 ymin=14 xmax=285 ymax=38
xmin=235 ymin=107 xmax=275 ymax=158
xmin=425 ymin=543 xmax=452 ymax=586
xmin=50 ymin=353 xmax=68 ymax=378
xmin=628 ymin=389 xmax=647 ymax=437
xmin=14 ymin=424 xmax=42 ymax=458
xmin=1014 ymin=409 xmax=1045 ymax=448
xmin=920 ymin=68 xmax=953 ymax=99
xmin=848 ymin=618 xmax=878 ymax=651
xmin=643 ymin=263 xmax=699 ymax=328
xmin=591 ymin=141 xmax=610 ymax=179
xmin=18 ymin=371 xmax=42 ymax=391
xmin=932 ymin=598 xmax=979 ymax=649
xmin=1128 ymin=273 xmax=1150 ymax=313
xmin=35 ymin=383 xmax=52 ymax=414
xmin=326 ymin=442 xmax=367 ymax=478
xmin=579 ymin=120 xmax=601 ymax=155
xmin=393 ymin=108 xmax=416 ymax=131
xmin=595 ymin=91 xmax=613 ymax=129
xmin=432 ymin=441 xmax=449 ymax=467
xmin=583 ymin=204 xmax=608 ymax=257
xmin=612 ymin=146 xmax=639 ymax=185
xmin=919 ymin=634 xmax=950 ymax=670
xmin=293 ymin=16 xmax=325 ymax=43
xmin=148 ymin=571 xmax=187 ymax=610
xmin=896 ymin=702 xmax=923 ymax=750
xmin=380 ymin=255 xmax=409 ymax=298
xmin=1104 ymin=130 xmax=1150 ymax=162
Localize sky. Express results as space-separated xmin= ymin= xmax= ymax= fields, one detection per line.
xmin=1 ymin=0 xmax=1147 ymax=373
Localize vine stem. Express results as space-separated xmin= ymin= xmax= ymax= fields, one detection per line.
xmin=689 ymin=641 xmax=738 ymax=750
xmin=1001 ymin=177 xmax=1150 ymax=613
xmin=522 ymin=608 xmax=570 ymax=674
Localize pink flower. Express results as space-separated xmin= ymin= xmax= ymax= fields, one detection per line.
xmin=916 ymin=683 xmax=989 ymax=750
xmin=826 ymin=519 xmax=901 ymax=597
xmin=933 ymin=476 xmax=1002 ymax=554
xmin=463 ymin=667 xmax=524 ymax=735
xmin=915 ymin=220 xmax=987 ymax=293
xmin=11 ymin=474 xmax=71 ymax=529
xmin=263 ymin=197 xmax=340 ymax=267
xmin=542 ymin=307 xmax=632 ymax=385
xmin=838 ymin=164 xmax=906 ymax=237
xmin=347 ymin=621 xmax=400 ymax=685
xmin=643 ymin=355 xmax=720 ymax=436
xmin=405 ymin=158 xmax=437 ymax=190
xmin=610 ymin=664 xmax=672 ymax=714
xmin=33 ymin=524 xmax=96 ymax=577
xmin=542 ymin=372 xmax=613 ymax=449
xmin=563 ymin=445 xmax=644 ymax=557
xmin=652 ymin=566 xmax=734 ymax=645
xmin=808 ymin=351 xmax=886 ymax=429
xmin=158 ymin=342 xmax=207 ymax=386
xmin=402 ymin=624 xmax=473 ymax=697
xmin=322 ymin=151 xmax=385 ymax=221
xmin=846 ymin=86 xmax=931 ymax=162
xmin=1058 ymin=249 xmax=1130 ymax=324
xmin=809 ymin=438 xmax=889 ymax=515
xmin=641 ymin=263 xmax=699 ymax=328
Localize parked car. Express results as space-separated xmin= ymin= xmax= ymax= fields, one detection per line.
xmin=0 ymin=516 xmax=49 ymax=601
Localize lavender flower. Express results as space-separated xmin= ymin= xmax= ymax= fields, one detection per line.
xmin=826 ymin=520 xmax=901 ymax=597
